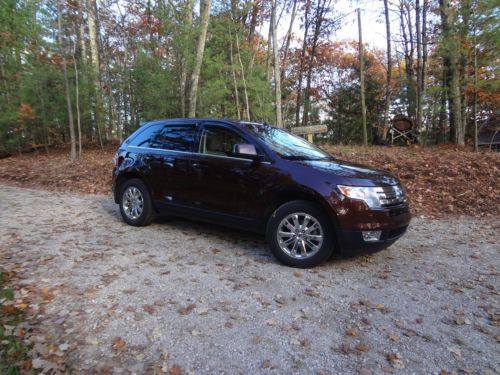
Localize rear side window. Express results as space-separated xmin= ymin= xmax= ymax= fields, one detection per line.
xmin=154 ymin=125 xmax=197 ymax=152
xmin=128 ymin=124 xmax=163 ymax=147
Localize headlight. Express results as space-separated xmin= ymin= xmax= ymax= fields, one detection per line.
xmin=337 ymin=185 xmax=406 ymax=209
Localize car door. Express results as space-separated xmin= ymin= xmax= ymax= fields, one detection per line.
xmin=130 ymin=123 xmax=197 ymax=206
xmin=191 ymin=123 xmax=268 ymax=220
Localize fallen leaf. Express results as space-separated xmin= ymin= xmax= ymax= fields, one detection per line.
xmin=169 ymin=364 xmax=182 ymax=375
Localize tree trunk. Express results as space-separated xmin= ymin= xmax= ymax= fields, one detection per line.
xmin=73 ymin=42 xmax=83 ymax=157
xmin=473 ymin=26 xmax=478 ymax=152
xmin=295 ymin=0 xmax=311 ymax=127
xmin=421 ymin=0 xmax=428 ymax=144
xmin=271 ymin=0 xmax=282 ymax=128
xmin=416 ymin=0 xmax=423 ymax=133
xmin=78 ymin=0 xmax=86 ymax=62
xmin=187 ymin=0 xmax=212 ymax=118
xmin=57 ymin=0 xmax=77 ymax=161
xmin=382 ymin=0 xmax=392 ymax=141
xmin=281 ymin=0 xmax=298 ymax=84
xmin=439 ymin=0 xmax=463 ymax=145
xmin=302 ymin=0 xmax=329 ymax=128
xmin=234 ymin=30 xmax=250 ymax=120
xmin=358 ymin=9 xmax=367 ymax=146
xmin=180 ymin=0 xmax=193 ymax=117
xmin=86 ymin=0 xmax=105 ymax=148
xmin=228 ymin=28 xmax=241 ymax=120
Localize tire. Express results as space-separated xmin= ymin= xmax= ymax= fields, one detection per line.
xmin=266 ymin=200 xmax=334 ymax=268
xmin=119 ymin=178 xmax=156 ymax=226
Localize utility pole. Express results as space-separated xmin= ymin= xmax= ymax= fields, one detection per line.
xmin=358 ymin=8 xmax=367 ymax=146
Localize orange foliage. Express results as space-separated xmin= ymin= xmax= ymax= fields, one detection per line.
xmin=17 ymin=103 xmax=36 ymax=133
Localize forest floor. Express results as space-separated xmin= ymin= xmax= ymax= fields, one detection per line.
xmin=0 ymin=185 xmax=498 ymax=374
xmin=0 ymin=143 xmax=498 ymax=218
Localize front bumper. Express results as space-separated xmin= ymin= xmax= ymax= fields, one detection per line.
xmin=337 ymin=225 xmax=408 ymax=256
xmin=332 ymin=200 xmax=411 ymax=256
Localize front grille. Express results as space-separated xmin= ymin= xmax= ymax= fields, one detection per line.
xmin=377 ymin=185 xmax=406 ymax=207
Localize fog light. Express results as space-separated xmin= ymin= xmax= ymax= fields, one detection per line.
xmin=362 ymin=231 xmax=382 ymax=242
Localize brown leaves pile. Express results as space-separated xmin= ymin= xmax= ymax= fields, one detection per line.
xmin=322 ymin=144 xmax=500 ymax=218
xmin=0 ymin=143 xmax=498 ymax=218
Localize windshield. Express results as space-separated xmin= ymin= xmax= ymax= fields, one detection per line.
xmin=243 ymin=124 xmax=331 ymax=160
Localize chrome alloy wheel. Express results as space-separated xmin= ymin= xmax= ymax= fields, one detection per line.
xmin=122 ymin=186 xmax=144 ymax=220
xmin=277 ymin=212 xmax=324 ymax=259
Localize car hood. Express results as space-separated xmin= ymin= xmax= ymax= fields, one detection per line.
xmin=300 ymin=158 xmax=400 ymax=187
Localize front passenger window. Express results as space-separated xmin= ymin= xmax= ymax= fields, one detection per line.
xmin=200 ymin=127 xmax=248 ymax=157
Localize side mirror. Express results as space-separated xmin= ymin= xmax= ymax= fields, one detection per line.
xmin=233 ymin=144 xmax=262 ymax=161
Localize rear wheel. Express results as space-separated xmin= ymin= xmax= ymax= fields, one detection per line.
xmin=266 ymin=200 xmax=334 ymax=268
xmin=119 ymin=178 xmax=155 ymax=226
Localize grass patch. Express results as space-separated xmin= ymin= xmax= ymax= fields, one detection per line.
xmin=0 ymin=272 xmax=31 ymax=374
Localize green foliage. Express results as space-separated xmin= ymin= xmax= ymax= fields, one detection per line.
xmin=0 ymin=272 xmax=29 ymax=375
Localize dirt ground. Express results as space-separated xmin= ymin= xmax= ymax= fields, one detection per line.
xmin=0 ymin=184 xmax=499 ymax=374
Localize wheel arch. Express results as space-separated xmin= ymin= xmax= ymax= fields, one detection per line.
xmin=266 ymin=187 xmax=341 ymax=253
xmin=114 ymin=170 xmax=153 ymax=205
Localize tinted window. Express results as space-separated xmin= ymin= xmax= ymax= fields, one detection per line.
xmin=200 ymin=127 xmax=247 ymax=156
xmin=128 ymin=124 xmax=163 ymax=147
xmin=153 ymin=125 xmax=197 ymax=152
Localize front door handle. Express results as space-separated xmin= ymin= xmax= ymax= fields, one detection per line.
xmin=192 ymin=162 xmax=207 ymax=170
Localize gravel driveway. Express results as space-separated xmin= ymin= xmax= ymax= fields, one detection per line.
xmin=0 ymin=185 xmax=498 ymax=374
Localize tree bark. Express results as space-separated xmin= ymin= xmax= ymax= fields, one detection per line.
xmin=358 ymin=9 xmax=367 ymax=146
xmin=382 ymin=0 xmax=392 ymax=141
xmin=187 ymin=0 xmax=212 ymax=118
xmin=86 ymin=0 xmax=105 ymax=147
xmin=57 ymin=0 xmax=77 ymax=161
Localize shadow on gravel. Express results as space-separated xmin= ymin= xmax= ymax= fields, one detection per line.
xmin=95 ymin=195 xmax=376 ymax=268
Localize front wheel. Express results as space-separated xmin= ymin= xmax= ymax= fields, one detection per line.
xmin=119 ymin=178 xmax=155 ymax=226
xmin=266 ymin=200 xmax=334 ymax=268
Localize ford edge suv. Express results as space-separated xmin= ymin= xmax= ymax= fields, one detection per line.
xmin=112 ymin=118 xmax=411 ymax=267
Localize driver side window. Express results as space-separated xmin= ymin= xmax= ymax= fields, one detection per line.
xmin=199 ymin=127 xmax=247 ymax=157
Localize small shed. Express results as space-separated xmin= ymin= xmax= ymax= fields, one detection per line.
xmin=291 ymin=125 xmax=328 ymax=142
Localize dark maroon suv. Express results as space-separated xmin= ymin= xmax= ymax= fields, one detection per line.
xmin=112 ymin=118 xmax=411 ymax=267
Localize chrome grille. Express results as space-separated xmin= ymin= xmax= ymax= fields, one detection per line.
xmin=376 ymin=185 xmax=406 ymax=207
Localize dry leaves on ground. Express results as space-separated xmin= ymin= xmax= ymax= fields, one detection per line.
xmin=0 ymin=143 xmax=498 ymax=218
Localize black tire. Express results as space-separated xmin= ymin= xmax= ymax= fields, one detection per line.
xmin=119 ymin=178 xmax=156 ymax=226
xmin=266 ymin=200 xmax=334 ymax=268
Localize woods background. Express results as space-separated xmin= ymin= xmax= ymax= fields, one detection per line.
xmin=0 ymin=0 xmax=498 ymax=159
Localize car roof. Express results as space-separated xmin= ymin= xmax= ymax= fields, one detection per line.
xmin=140 ymin=118 xmax=275 ymax=129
